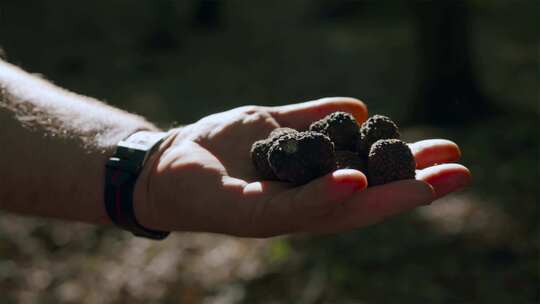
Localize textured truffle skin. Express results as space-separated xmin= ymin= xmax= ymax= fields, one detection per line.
xmin=358 ymin=115 xmax=400 ymax=156
xmin=268 ymin=131 xmax=335 ymax=185
xmin=269 ymin=127 xmax=297 ymax=139
xmin=335 ymin=151 xmax=367 ymax=172
xmin=251 ymin=113 xmax=406 ymax=185
xmin=250 ymin=139 xmax=276 ymax=179
xmin=310 ymin=112 xmax=359 ymax=151
xmin=367 ymin=139 xmax=416 ymax=186
xmin=251 ymin=128 xmax=298 ymax=179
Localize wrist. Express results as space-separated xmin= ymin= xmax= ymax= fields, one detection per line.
xmin=132 ymin=129 xmax=178 ymax=231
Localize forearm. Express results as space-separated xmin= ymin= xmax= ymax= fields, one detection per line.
xmin=0 ymin=60 xmax=159 ymax=224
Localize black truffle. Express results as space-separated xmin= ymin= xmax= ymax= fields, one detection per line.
xmin=268 ymin=131 xmax=335 ymax=185
xmin=310 ymin=112 xmax=359 ymax=151
xmin=335 ymin=151 xmax=367 ymax=172
xmin=251 ymin=128 xmax=298 ymax=179
xmin=250 ymin=139 xmax=276 ymax=179
xmin=269 ymin=127 xmax=297 ymax=139
xmin=358 ymin=115 xmax=400 ymax=156
xmin=367 ymin=139 xmax=416 ymax=186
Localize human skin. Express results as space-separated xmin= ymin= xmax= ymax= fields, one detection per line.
xmin=0 ymin=59 xmax=471 ymax=238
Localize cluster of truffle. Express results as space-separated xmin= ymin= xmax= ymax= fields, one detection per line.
xmin=250 ymin=112 xmax=416 ymax=186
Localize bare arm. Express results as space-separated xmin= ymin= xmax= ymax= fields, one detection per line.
xmin=0 ymin=59 xmax=158 ymax=224
xmin=0 ymin=59 xmax=470 ymax=237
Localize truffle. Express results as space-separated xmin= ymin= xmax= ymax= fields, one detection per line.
xmin=251 ymin=112 xmax=411 ymax=186
xmin=310 ymin=112 xmax=359 ymax=151
xmin=335 ymin=151 xmax=367 ymax=172
xmin=250 ymin=139 xmax=276 ymax=179
xmin=367 ymin=139 xmax=416 ymax=186
xmin=268 ymin=131 xmax=335 ymax=185
xmin=358 ymin=115 xmax=400 ymax=156
xmin=269 ymin=127 xmax=297 ymax=139
xmin=251 ymin=128 xmax=298 ymax=179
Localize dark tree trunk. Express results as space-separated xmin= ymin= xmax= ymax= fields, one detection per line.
xmin=192 ymin=0 xmax=223 ymax=29
xmin=411 ymin=1 xmax=494 ymax=125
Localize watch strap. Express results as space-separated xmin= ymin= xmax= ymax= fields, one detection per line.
xmin=105 ymin=131 xmax=170 ymax=240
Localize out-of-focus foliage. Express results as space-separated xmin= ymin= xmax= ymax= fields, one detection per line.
xmin=0 ymin=1 xmax=537 ymax=303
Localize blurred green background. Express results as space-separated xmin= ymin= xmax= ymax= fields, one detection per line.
xmin=0 ymin=1 xmax=538 ymax=303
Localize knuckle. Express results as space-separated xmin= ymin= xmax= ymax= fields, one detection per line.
xmin=239 ymin=105 xmax=263 ymax=114
xmin=240 ymin=107 xmax=277 ymax=126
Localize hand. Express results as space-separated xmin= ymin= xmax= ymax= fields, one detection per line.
xmin=134 ymin=97 xmax=471 ymax=237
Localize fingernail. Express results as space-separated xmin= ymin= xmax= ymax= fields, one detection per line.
xmin=325 ymin=174 xmax=365 ymax=204
xmin=428 ymin=172 xmax=471 ymax=199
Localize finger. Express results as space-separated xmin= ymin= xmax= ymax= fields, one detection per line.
xmin=269 ymin=97 xmax=368 ymax=130
xmin=305 ymin=163 xmax=471 ymax=233
xmin=290 ymin=169 xmax=368 ymax=217
xmin=305 ymin=179 xmax=434 ymax=233
xmin=246 ymin=169 xmax=367 ymax=236
xmin=243 ymin=180 xmax=292 ymax=197
xmin=416 ymin=163 xmax=471 ymax=199
xmin=409 ymin=139 xmax=461 ymax=169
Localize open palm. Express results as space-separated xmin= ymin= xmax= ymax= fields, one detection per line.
xmin=137 ymin=97 xmax=471 ymax=237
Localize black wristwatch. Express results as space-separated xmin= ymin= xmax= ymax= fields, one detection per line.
xmin=104 ymin=131 xmax=170 ymax=240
